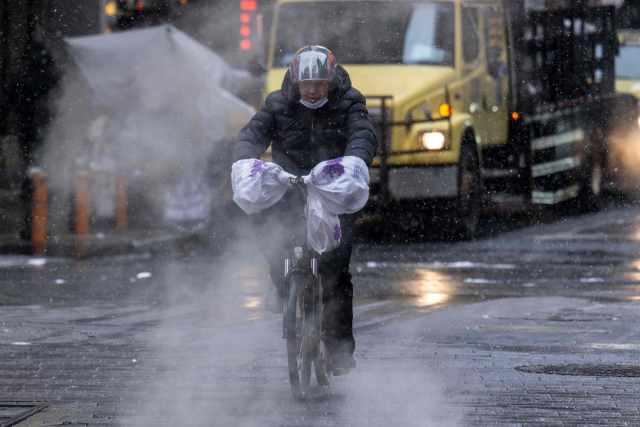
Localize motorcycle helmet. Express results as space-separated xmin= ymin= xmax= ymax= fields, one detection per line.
xmin=289 ymin=45 xmax=337 ymax=84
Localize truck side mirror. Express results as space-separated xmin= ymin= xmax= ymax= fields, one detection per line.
xmin=247 ymin=56 xmax=267 ymax=77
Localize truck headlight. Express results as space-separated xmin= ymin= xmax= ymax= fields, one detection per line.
xmin=105 ymin=1 xmax=117 ymax=16
xmin=420 ymin=131 xmax=446 ymax=150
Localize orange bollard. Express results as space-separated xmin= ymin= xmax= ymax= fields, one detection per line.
xmin=74 ymin=171 xmax=91 ymax=258
xmin=75 ymin=170 xmax=90 ymax=235
xmin=31 ymin=171 xmax=47 ymax=256
xmin=116 ymin=177 xmax=128 ymax=231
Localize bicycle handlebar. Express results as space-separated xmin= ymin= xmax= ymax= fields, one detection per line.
xmin=290 ymin=176 xmax=308 ymax=198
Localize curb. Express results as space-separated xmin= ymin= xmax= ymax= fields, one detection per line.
xmin=0 ymin=230 xmax=204 ymax=258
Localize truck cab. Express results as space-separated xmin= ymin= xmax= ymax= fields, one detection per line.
xmin=616 ymin=30 xmax=640 ymax=106
xmin=264 ymin=0 xmax=508 ymax=232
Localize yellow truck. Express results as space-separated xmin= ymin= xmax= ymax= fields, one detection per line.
xmin=264 ymin=0 xmax=622 ymax=237
xmin=616 ymin=30 xmax=640 ymax=102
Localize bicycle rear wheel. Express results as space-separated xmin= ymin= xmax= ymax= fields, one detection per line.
xmin=285 ymin=275 xmax=313 ymax=400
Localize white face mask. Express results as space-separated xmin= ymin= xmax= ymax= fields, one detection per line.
xmin=300 ymin=97 xmax=328 ymax=109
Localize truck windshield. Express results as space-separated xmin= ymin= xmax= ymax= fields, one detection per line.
xmin=273 ymin=1 xmax=455 ymax=67
xmin=616 ymin=45 xmax=640 ymax=79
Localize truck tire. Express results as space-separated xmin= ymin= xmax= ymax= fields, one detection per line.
xmin=452 ymin=144 xmax=481 ymax=239
xmin=576 ymin=147 xmax=604 ymax=212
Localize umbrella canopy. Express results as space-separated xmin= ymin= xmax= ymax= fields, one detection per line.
xmin=65 ymin=25 xmax=253 ymax=143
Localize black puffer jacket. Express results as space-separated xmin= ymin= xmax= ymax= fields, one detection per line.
xmin=233 ymin=65 xmax=377 ymax=177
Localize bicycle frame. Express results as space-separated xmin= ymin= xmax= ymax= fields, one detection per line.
xmin=282 ymin=177 xmax=323 ymax=340
xmin=281 ymin=178 xmax=332 ymax=398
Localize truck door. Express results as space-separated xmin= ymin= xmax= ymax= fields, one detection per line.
xmin=460 ymin=6 xmax=491 ymax=147
xmin=483 ymin=7 xmax=509 ymax=146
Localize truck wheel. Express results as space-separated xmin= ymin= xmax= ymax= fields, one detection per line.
xmin=576 ymin=149 xmax=604 ymax=212
xmin=452 ymin=145 xmax=481 ymax=239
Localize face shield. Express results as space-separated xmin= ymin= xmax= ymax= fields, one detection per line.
xmin=289 ymin=46 xmax=337 ymax=83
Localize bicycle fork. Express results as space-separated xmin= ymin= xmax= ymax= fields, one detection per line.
xmin=282 ymin=252 xmax=321 ymax=339
xmin=311 ymin=258 xmax=322 ymax=339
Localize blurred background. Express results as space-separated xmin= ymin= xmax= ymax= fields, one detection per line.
xmin=1 ymin=0 xmax=640 ymax=253
xmin=2 ymin=1 xmax=640 ymax=424
xmin=0 ymin=0 xmax=277 ymax=248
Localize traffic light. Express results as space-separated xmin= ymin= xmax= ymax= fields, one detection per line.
xmin=239 ymin=0 xmax=264 ymax=51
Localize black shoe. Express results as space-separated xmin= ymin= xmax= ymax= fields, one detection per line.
xmin=330 ymin=351 xmax=356 ymax=376
xmin=264 ymin=285 xmax=283 ymax=313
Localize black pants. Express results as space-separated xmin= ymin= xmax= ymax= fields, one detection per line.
xmin=255 ymin=191 xmax=357 ymax=354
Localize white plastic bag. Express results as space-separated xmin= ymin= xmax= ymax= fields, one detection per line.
xmin=303 ymin=156 xmax=370 ymax=214
xmin=231 ymin=159 xmax=294 ymax=214
xmin=306 ymin=192 xmax=341 ymax=254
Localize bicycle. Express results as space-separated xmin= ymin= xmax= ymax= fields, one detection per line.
xmin=282 ymin=177 xmax=331 ymax=400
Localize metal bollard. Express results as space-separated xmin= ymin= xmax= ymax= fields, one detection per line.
xmin=31 ymin=171 xmax=47 ymax=256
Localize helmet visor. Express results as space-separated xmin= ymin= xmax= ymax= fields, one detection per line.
xmin=291 ymin=50 xmax=334 ymax=83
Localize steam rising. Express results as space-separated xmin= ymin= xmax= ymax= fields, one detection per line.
xmin=119 ymin=237 xmax=459 ymax=427
xmin=37 ymin=17 xmax=459 ymax=427
xmin=42 ymin=26 xmax=254 ymax=228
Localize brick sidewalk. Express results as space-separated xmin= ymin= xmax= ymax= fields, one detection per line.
xmin=3 ymin=261 xmax=640 ymax=426
xmin=0 ymin=227 xmax=204 ymax=257
xmin=390 ymin=297 xmax=640 ymax=426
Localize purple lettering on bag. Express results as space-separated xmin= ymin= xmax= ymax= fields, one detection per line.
xmin=334 ymin=223 xmax=341 ymax=242
xmin=249 ymin=161 xmax=267 ymax=178
xmin=322 ymin=158 xmax=344 ymax=179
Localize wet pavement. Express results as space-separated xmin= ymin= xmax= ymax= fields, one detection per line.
xmin=2 ymin=202 xmax=640 ymax=426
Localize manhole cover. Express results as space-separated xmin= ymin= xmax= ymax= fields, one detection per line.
xmin=515 ymin=364 xmax=640 ymax=377
xmin=0 ymin=402 xmax=47 ymax=427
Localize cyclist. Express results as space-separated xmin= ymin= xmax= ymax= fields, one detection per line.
xmin=233 ymin=45 xmax=377 ymax=375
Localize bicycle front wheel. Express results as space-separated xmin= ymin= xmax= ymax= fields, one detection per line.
xmin=285 ymin=274 xmax=314 ymax=400
xmin=314 ymin=340 xmax=331 ymax=387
